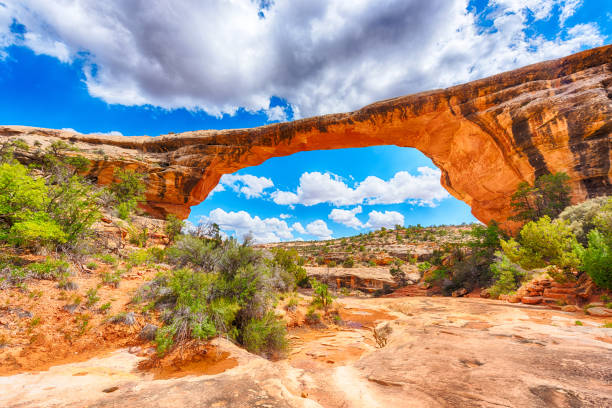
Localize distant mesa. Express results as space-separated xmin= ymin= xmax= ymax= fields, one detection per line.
xmin=2 ymin=44 xmax=611 ymax=231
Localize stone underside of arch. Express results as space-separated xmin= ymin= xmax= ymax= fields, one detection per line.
xmin=1 ymin=44 xmax=611 ymax=231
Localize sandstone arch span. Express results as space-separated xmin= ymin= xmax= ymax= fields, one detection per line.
xmin=2 ymin=45 xmax=611 ymax=231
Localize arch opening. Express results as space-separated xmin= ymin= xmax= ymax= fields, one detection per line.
xmin=188 ymin=146 xmax=478 ymax=243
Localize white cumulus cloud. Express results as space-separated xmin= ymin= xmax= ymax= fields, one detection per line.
xmin=0 ymin=1 xmax=603 ymax=118
xmin=292 ymin=222 xmax=306 ymax=234
xmin=329 ymin=206 xmax=364 ymax=229
xmin=272 ymin=167 xmax=449 ymax=207
xmin=306 ymin=220 xmax=333 ymax=240
xmin=217 ymin=174 xmax=274 ymax=198
xmin=201 ymin=208 xmax=293 ymax=243
xmin=364 ymin=210 xmax=404 ymax=230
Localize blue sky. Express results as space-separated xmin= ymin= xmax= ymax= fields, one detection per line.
xmin=0 ymin=0 xmax=610 ymax=242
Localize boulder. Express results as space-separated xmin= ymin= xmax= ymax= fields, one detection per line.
xmin=585 ymin=307 xmax=612 ymax=317
xmin=139 ymin=324 xmax=159 ymax=341
xmin=452 ymin=288 xmax=468 ymax=297
xmin=521 ymin=296 xmax=543 ymax=305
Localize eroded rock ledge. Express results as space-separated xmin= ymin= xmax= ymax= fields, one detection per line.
xmin=1 ymin=45 xmax=611 ymax=229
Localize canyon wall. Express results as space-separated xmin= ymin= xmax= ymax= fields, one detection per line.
xmin=1 ymin=44 xmax=611 ymax=230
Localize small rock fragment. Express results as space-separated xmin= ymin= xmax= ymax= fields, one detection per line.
xmin=139 ymin=324 xmax=158 ymax=341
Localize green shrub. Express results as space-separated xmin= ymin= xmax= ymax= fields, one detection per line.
xmin=285 ymin=296 xmax=299 ymax=310
xmin=27 ymin=258 xmax=70 ymax=280
xmin=96 ymin=253 xmax=117 ymax=265
xmin=424 ymin=267 xmax=448 ymax=284
xmin=86 ymin=288 xmax=100 ymax=306
xmin=108 ymin=169 xmax=146 ymax=219
xmin=305 ymin=307 xmax=321 ymax=325
xmin=487 ymin=254 xmax=526 ymax=298
xmin=101 ymin=270 xmax=123 ymax=288
xmin=142 ymin=238 xmax=295 ymax=357
xmin=8 ymin=217 xmax=68 ymax=247
xmin=165 ymin=214 xmax=185 ymax=242
xmin=558 ymin=196 xmax=609 ymax=244
xmin=418 ymin=261 xmax=432 ymax=274
xmin=165 ymin=235 xmax=219 ymax=271
xmin=0 ymin=262 xmax=29 ymax=289
xmin=127 ymin=224 xmax=148 ymax=247
xmin=342 ymin=257 xmax=354 ymax=268
xmin=593 ymin=197 xmax=612 ymax=236
xmin=86 ymin=262 xmax=98 ymax=270
xmin=241 ymin=312 xmax=288 ymax=356
xmin=269 ymin=248 xmax=306 ymax=288
xmin=0 ymin=155 xmax=100 ymax=249
xmin=128 ymin=247 xmax=164 ymax=267
xmin=45 ymin=175 xmax=100 ymax=243
xmin=579 ymin=229 xmax=612 ymax=290
xmin=501 ymin=216 xmax=581 ymax=277
xmin=99 ymin=302 xmax=111 ymax=314
xmin=510 ymin=172 xmax=571 ymax=223
xmin=310 ymin=278 xmax=334 ymax=310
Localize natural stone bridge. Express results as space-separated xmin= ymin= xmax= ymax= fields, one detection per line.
xmin=2 ymin=44 xmax=611 ymax=230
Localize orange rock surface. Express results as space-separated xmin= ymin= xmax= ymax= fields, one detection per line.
xmin=2 ymin=45 xmax=611 ymax=229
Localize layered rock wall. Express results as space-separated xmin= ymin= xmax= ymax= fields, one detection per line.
xmin=1 ymin=45 xmax=611 ymax=229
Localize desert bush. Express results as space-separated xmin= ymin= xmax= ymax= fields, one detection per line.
xmin=578 ymin=229 xmax=612 ymax=290
xmin=127 ymin=224 xmax=148 ymax=247
xmin=424 ymin=266 xmax=448 ymax=284
xmin=107 ymin=169 xmax=146 ymax=220
xmin=342 ymin=256 xmax=354 ymax=268
xmin=101 ymin=270 xmax=123 ymax=288
xmin=165 ymin=214 xmax=185 ymax=242
xmin=373 ymin=323 xmax=392 ymax=348
xmin=305 ymin=307 xmax=321 ymax=325
xmin=165 ymin=235 xmax=219 ymax=271
xmin=45 ymin=175 xmax=101 ymax=244
xmin=0 ymin=263 xmax=28 ymax=289
xmin=141 ymin=237 xmax=299 ymax=357
xmin=269 ymin=248 xmax=307 ymax=288
xmin=0 ymin=148 xmax=101 ymax=250
xmin=96 ymin=253 xmax=117 ymax=265
xmin=85 ymin=287 xmax=100 ymax=306
xmin=310 ymin=278 xmax=334 ymax=310
xmin=285 ymin=295 xmax=299 ymax=311
xmin=558 ymin=196 xmax=609 ymax=244
xmin=27 ymin=258 xmax=70 ymax=280
xmin=128 ymin=247 xmax=164 ymax=267
xmin=417 ymin=261 xmax=432 ymax=274
xmin=0 ymin=162 xmax=66 ymax=247
xmin=501 ymin=216 xmax=581 ymax=280
xmin=8 ymin=217 xmax=68 ymax=248
xmin=487 ymin=254 xmax=526 ymax=298
xmin=444 ymin=222 xmax=507 ymax=293
xmin=241 ymin=312 xmax=288 ymax=356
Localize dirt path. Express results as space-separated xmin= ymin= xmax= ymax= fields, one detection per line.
xmin=1 ymin=297 xmax=611 ymax=407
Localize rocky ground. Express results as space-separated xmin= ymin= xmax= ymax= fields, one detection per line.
xmin=1 ymin=295 xmax=611 ymax=408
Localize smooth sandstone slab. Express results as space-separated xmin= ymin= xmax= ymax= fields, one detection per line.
xmin=2 ymin=45 xmax=611 ymax=230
